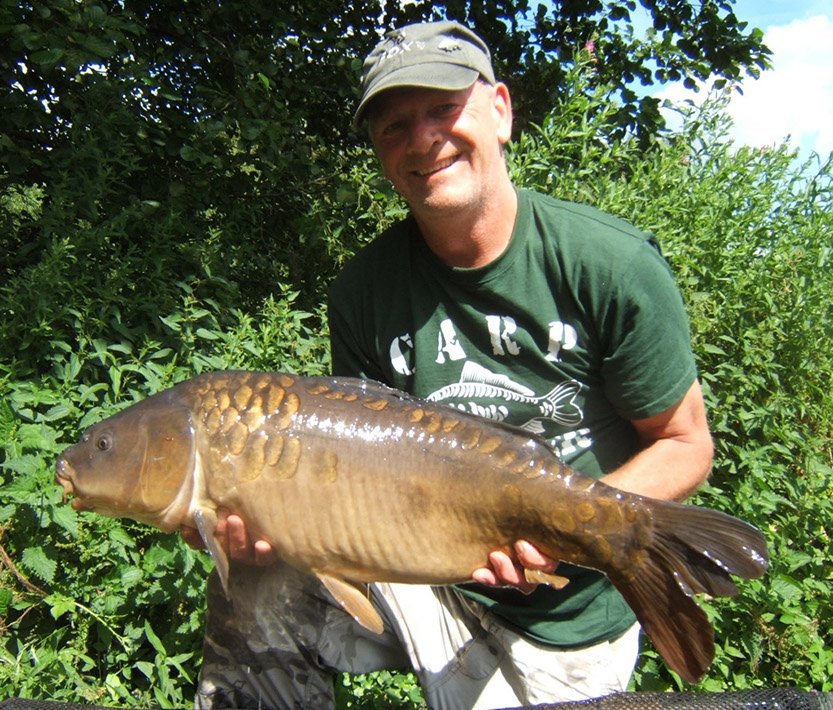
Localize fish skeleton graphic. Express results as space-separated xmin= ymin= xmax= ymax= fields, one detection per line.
xmin=427 ymin=361 xmax=583 ymax=434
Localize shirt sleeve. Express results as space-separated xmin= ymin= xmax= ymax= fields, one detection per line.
xmin=599 ymin=239 xmax=698 ymax=420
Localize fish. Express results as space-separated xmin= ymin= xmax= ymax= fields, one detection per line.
xmin=54 ymin=370 xmax=769 ymax=684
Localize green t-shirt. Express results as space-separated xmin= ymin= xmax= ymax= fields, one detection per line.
xmin=327 ymin=188 xmax=698 ymax=647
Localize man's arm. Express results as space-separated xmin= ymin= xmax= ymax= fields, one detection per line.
xmin=602 ymin=379 xmax=713 ymax=501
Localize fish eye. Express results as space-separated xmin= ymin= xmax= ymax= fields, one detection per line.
xmin=95 ymin=435 xmax=111 ymax=452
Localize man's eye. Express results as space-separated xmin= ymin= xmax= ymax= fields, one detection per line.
xmin=382 ymin=121 xmax=403 ymax=136
xmin=434 ymin=103 xmax=458 ymax=116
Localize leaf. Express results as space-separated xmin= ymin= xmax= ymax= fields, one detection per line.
xmin=51 ymin=503 xmax=80 ymax=538
xmin=0 ymin=504 xmax=16 ymax=523
xmin=38 ymin=403 xmax=73 ymax=422
xmin=0 ymin=587 xmax=13 ymax=615
xmin=195 ymin=327 xmax=220 ymax=340
xmin=771 ymin=574 xmax=804 ymax=604
xmin=107 ymin=524 xmax=136 ymax=548
xmin=30 ymin=48 xmax=64 ymax=65
xmin=108 ymin=342 xmax=133 ymax=355
xmin=1 ymin=454 xmax=44 ymax=477
xmin=142 ymin=543 xmax=176 ymax=572
xmin=159 ymin=314 xmax=183 ymax=332
xmin=120 ymin=566 xmax=144 ymax=587
xmin=45 ymin=592 xmax=76 ymax=620
xmin=22 ymin=546 xmax=57 ymax=583
xmin=134 ymin=660 xmax=156 ymax=680
xmin=699 ymin=342 xmax=728 ymax=356
xmin=144 ymin=620 xmax=167 ymax=656
xmin=16 ymin=423 xmax=61 ymax=452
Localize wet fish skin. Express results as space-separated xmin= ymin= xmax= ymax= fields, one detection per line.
xmin=55 ymin=370 xmax=769 ymax=684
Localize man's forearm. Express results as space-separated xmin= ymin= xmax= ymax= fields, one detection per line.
xmin=601 ymin=435 xmax=713 ymax=503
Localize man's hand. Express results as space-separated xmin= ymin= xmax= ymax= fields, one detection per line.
xmin=180 ymin=512 xmax=277 ymax=567
xmin=471 ymin=541 xmax=559 ymax=594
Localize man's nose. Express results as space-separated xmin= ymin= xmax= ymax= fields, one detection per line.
xmin=406 ymin=116 xmax=441 ymax=154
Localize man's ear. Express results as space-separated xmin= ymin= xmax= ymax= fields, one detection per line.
xmin=493 ymin=82 xmax=513 ymax=144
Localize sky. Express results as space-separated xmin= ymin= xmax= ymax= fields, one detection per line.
xmin=654 ymin=0 xmax=833 ymax=164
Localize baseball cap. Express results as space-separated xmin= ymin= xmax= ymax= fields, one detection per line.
xmin=353 ymin=20 xmax=496 ymax=129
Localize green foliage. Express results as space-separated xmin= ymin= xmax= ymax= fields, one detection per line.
xmin=0 ymin=6 xmax=827 ymax=707
xmin=1 ymin=0 xmax=770 ymax=159
xmin=336 ymin=671 xmax=426 ymax=709
xmin=0 ymin=0 xmax=771 ymax=333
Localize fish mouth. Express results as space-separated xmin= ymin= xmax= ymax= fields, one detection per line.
xmin=55 ymin=457 xmax=77 ymax=503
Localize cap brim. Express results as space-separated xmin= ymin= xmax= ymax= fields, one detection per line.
xmin=353 ymin=64 xmax=480 ymax=130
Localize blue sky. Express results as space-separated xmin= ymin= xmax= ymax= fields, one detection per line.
xmin=654 ymin=0 xmax=833 ymax=163
xmin=732 ymin=0 xmax=831 ymax=28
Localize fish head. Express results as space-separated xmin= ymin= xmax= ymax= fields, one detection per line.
xmin=55 ymin=397 xmax=197 ymax=532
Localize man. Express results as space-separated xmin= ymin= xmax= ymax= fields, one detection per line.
xmin=190 ymin=20 xmax=713 ymax=710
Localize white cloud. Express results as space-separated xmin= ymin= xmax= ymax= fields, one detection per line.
xmin=657 ymin=14 xmax=833 ymax=160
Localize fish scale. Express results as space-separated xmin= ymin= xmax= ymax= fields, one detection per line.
xmin=55 ymin=370 xmax=769 ymax=684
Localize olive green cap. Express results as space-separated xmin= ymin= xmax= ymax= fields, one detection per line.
xmin=354 ymin=21 xmax=496 ymax=129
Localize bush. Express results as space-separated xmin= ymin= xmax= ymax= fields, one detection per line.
xmin=1 ymin=63 xmax=830 ymax=706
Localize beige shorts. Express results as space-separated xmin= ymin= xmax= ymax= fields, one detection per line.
xmin=195 ymin=562 xmax=639 ymax=710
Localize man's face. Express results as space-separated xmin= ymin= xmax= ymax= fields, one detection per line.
xmin=367 ymin=81 xmax=512 ymax=220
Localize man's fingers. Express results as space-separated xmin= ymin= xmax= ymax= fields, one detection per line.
xmin=470 ymin=542 xmax=560 ymax=594
xmin=489 ymin=550 xmax=537 ymax=594
xmin=253 ymin=539 xmax=279 ymax=566
xmin=488 ymin=550 xmax=522 ymax=585
xmin=514 ymin=540 xmax=559 ymax=573
xmin=470 ymin=551 xmax=536 ymax=594
xmin=226 ymin=515 xmax=252 ymax=562
xmin=181 ymin=511 xmax=277 ymax=567
xmin=471 ymin=567 xmax=499 ymax=586
xmin=226 ymin=514 xmax=277 ymax=566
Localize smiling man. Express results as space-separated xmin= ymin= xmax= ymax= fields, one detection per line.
xmin=193 ymin=20 xmax=713 ymax=710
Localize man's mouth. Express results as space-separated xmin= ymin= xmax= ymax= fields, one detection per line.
xmin=414 ymin=156 xmax=457 ymax=177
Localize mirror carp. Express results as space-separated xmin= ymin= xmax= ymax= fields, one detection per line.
xmin=55 ymin=370 xmax=769 ymax=684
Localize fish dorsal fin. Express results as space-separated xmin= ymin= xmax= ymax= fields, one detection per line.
xmin=460 ymin=361 xmax=535 ymax=396
xmin=328 ymin=375 xmax=565 ymax=462
xmin=316 ymin=572 xmax=384 ymax=634
xmin=194 ymin=508 xmax=230 ymax=597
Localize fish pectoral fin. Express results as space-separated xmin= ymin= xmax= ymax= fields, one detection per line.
xmin=524 ymin=568 xmax=570 ymax=590
xmin=194 ymin=508 xmax=230 ymax=597
xmin=316 ymin=573 xmax=385 ymax=634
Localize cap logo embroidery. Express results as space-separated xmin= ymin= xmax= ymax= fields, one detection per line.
xmin=377 ymin=39 xmax=426 ymax=63
xmin=438 ymin=37 xmax=462 ymax=52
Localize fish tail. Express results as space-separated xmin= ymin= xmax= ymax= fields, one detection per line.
xmin=542 ymin=379 xmax=580 ymax=404
xmin=610 ymin=502 xmax=768 ymax=684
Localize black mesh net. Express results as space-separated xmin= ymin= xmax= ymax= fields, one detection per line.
xmin=2 ymin=689 xmax=831 ymax=710
xmin=527 ymin=690 xmax=833 ymax=710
